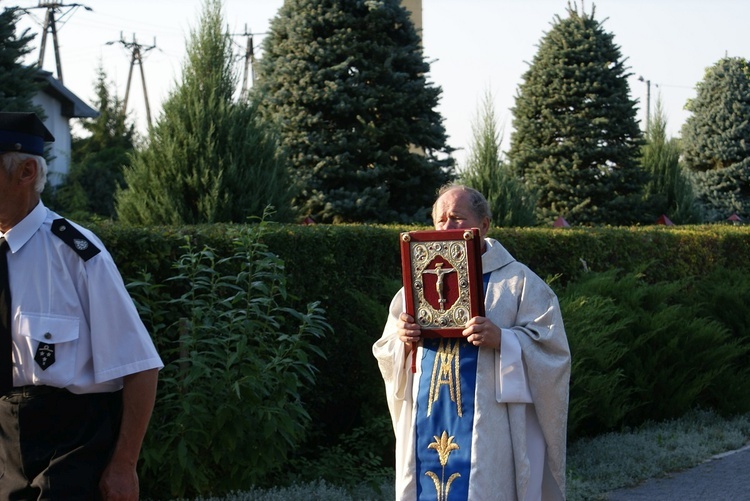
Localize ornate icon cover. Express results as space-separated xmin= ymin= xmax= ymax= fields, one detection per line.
xmin=400 ymin=228 xmax=484 ymax=337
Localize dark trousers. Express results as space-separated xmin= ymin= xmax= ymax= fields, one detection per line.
xmin=0 ymin=386 xmax=122 ymax=501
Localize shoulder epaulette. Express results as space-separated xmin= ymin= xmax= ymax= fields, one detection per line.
xmin=51 ymin=218 xmax=101 ymax=261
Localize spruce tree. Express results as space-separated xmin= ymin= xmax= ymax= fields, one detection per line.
xmin=681 ymin=57 xmax=750 ymax=221
xmin=116 ymin=0 xmax=291 ymax=225
xmin=54 ymin=66 xmax=136 ymax=218
xmin=461 ymin=90 xmax=536 ymax=227
xmin=254 ymin=0 xmax=454 ymax=224
xmin=688 ymin=159 xmax=750 ymax=222
xmin=640 ymin=98 xmax=700 ymax=224
xmin=0 ymin=6 xmax=43 ymax=112
xmin=508 ymin=4 xmax=645 ymax=226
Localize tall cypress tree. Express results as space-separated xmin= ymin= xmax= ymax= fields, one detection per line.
xmin=0 ymin=6 xmax=43 ymax=112
xmin=461 ymin=90 xmax=537 ymax=227
xmin=681 ymin=57 xmax=750 ymax=221
xmin=508 ymin=4 xmax=645 ymax=226
xmin=254 ymin=0 xmax=454 ymax=224
xmin=116 ymin=0 xmax=291 ymax=225
xmin=641 ymin=98 xmax=700 ymax=224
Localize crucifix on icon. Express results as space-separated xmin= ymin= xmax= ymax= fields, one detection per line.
xmin=423 ymin=262 xmax=456 ymax=312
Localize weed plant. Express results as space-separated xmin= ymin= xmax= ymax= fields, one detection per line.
xmin=130 ymin=211 xmax=332 ymax=499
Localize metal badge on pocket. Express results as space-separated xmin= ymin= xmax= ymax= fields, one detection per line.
xmin=34 ymin=343 xmax=56 ymax=370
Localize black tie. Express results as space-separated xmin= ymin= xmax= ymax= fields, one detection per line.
xmin=0 ymin=237 xmax=13 ymax=393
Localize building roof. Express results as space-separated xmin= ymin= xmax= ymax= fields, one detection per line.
xmin=35 ymin=70 xmax=98 ymax=119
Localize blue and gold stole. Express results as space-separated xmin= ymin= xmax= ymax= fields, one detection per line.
xmin=414 ymin=273 xmax=490 ymax=501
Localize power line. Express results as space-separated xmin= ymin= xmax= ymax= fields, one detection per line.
xmin=20 ymin=1 xmax=92 ymax=84
xmin=106 ymin=33 xmax=156 ymax=129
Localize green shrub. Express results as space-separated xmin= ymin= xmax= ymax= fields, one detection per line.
xmin=560 ymin=289 xmax=634 ymax=437
xmin=131 ymin=218 xmax=331 ymax=499
xmin=681 ymin=267 xmax=750 ymax=415
xmin=277 ymin=416 xmax=394 ymax=489
xmin=562 ymin=268 xmax=750 ymax=438
xmin=689 ymin=267 xmax=750 ymax=341
xmin=258 ymin=226 xmax=401 ymax=461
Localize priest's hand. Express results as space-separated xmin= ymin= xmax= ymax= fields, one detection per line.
xmin=397 ymin=312 xmax=421 ymax=354
xmin=463 ymin=316 xmax=501 ymax=350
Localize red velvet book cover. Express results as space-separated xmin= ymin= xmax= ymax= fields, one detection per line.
xmin=400 ymin=228 xmax=484 ymax=338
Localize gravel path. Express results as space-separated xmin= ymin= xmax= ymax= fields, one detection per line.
xmin=606 ymin=444 xmax=750 ymax=500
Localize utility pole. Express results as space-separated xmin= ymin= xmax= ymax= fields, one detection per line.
xmin=638 ymin=75 xmax=651 ymax=133
xmin=108 ymin=33 xmax=156 ymax=129
xmin=241 ymin=26 xmax=254 ymax=96
xmin=229 ymin=26 xmax=266 ymax=99
xmin=23 ymin=1 xmax=92 ymax=84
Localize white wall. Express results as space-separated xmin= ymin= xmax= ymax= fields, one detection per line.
xmin=32 ymin=92 xmax=72 ymax=187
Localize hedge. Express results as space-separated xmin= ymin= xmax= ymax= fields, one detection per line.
xmin=89 ymin=222 xmax=750 ymax=494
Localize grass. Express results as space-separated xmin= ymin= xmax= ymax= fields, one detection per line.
xmin=182 ymin=480 xmax=393 ymax=501
xmin=173 ymin=409 xmax=750 ymax=501
xmin=566 ymin=408 xmax=750 ymax=500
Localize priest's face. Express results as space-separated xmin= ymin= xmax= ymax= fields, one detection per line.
xmin=432 ymin=188 xmax=490 ymax=238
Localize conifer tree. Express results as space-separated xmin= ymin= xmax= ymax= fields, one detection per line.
xmin=254 ymin=0 xmax=454 ymax=224
xmin=681 ymin=57 xmax=750 ymax=221
xmin=0 ymin=6 xmax=43 ymax=112
xmin=55 ymin=66 xmax=136 ymax=218
xmin=461 ymin=90 xmax=536 ymax=227
xmin=641 ymin=98 xmax=700 ymax=224
xmin=508 ymin=4 xmax=645 ymax=226
xmin=116 ymin=0 xmax=291 ymax=225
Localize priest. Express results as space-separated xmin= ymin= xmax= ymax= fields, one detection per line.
xmin=373 ymin=184 xmax=571 ymax=500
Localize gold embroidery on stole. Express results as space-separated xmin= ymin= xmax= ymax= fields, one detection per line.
xmin=426 ymin=431 xmax=461 ymax=501
xmin=427 ymin=339 xmax=462 ymax=417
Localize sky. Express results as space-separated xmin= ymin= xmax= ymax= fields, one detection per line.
xmin=11 ymin=0 xmax=750 ymax=166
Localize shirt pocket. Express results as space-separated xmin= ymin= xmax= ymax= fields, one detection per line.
xmin=17 ymin=312 xmax=80 ymax=387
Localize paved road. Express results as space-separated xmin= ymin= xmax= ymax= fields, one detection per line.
xmin=606 ymin=445 xmax=750 ymax=500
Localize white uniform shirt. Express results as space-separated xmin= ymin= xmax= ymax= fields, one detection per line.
xmin=1 ymin=202 xmax=163 ymax=394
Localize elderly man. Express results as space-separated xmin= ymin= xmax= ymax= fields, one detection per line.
xmin=0 ymin=112 xmax=163 ymax=500
xmin=373 ymin=184 xmax=571 ymax=500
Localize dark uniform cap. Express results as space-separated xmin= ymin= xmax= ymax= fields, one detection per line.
xmin=0 ymin=112 xmax=55 ymax=156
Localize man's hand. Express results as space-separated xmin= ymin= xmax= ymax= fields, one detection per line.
xmin=463 ymin=316 xmax=501 ymax=350
xmin=99 ymin=460 xmax=139 ymax=501
xmin=99 ymin=368 xmax=158 ymax=501
xmin=397 ymin=312 xmax=421 ymax=354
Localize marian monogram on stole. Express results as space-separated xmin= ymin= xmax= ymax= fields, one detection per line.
xmin=427 ymin=339 xmax=462 ymax=417
xmin=418 ymin=338 xmax=478 ymax=501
